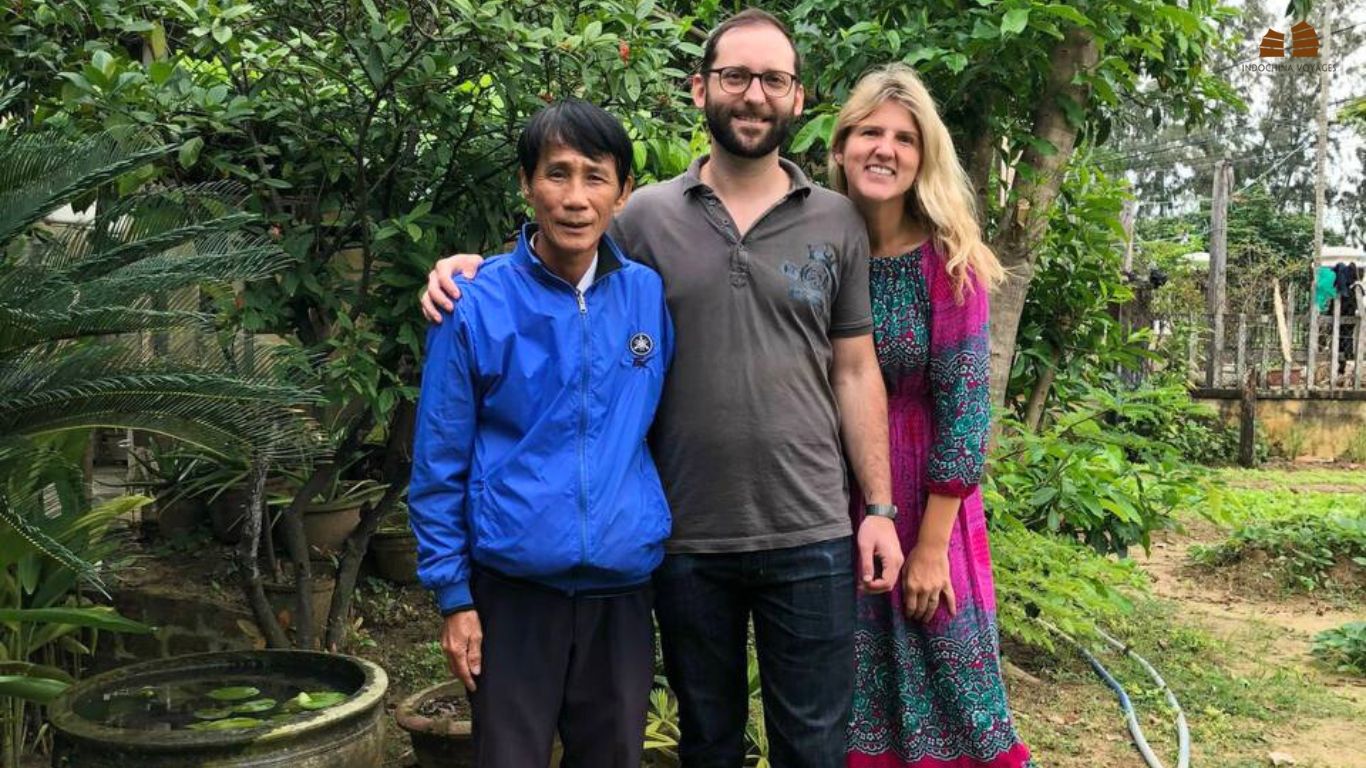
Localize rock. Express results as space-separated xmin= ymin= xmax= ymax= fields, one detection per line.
xmin=1268 ymin=751 xmax=1297 ymax=766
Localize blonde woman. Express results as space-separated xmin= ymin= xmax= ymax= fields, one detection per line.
xmin=829 ymin=64 xmax=1033 ymax=767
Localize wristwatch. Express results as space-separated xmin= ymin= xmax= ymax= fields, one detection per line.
xmin=865 ymin=503 xmax=898 ymax=521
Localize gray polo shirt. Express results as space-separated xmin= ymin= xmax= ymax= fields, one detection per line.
xmin=610 ymin=156 xmax=872 ymax=553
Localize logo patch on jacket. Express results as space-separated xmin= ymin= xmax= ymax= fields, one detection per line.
xmin=629 ymin=332 xmax=655 ymax=362
xmin=782 ymin=243 xmax=836 ymax=307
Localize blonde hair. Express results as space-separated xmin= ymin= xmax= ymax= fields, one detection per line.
xmin=828 ymin=63 xmax=1004 ymax=298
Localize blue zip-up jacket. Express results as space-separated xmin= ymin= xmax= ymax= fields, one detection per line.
xmin=409 ymin=224 xmax=674 ymax=614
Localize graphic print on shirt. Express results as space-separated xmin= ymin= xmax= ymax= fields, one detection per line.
xmin=782 ymin=243 xmax=837 ymax=307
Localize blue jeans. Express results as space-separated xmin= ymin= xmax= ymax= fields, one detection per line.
xmin=653 ymin=536 xmax=855 ymax=768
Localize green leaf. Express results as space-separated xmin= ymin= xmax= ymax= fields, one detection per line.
xmin=0 ymin=607 xmax=153 ymax=634
xmin=187 ymin=716 xmax=265 ymax=731
xmin=220 ymin=4 xmax=255 ymax=20
xmin=943 ymin=53 xmax=969 ymax=74
xmin=1040 ymin=4 xmax=1091 ymax=26
xmin=232 ymin=698 xmax=277 ymax=714
xmin=179 ymin=136 xmax=204 ymax=169
xmin=212 ymin=24 xmax=233 ymax=44
xmin=148 ymin=60 xmax=176 ymax=85
xmin=0 ymin=676 xmax=68 ymax=704
xmin=149 ymin=23 xmax=169 ymax=60
xmin=789 ymin=113 xmax=833 ymax=154
xmin=92 ymin=50 xmax=116 ymax=78
xmin=207 ymin=686 xmax=260 ymax=702
xmin=291 ymin=691 xmax=346 ymax=710
xmin=1001 ymin=8 xmax=1030 ymax=36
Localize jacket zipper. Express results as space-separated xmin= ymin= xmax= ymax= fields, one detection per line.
xmin=524 ymin=248 xmax=622 ymax=594
xmin=576 ymin=287 xmax=589 ymax=592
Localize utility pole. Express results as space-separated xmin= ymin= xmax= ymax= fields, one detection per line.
xmin=1308 ymin=3 xmax=1332 ymax=389
xmin=1207 ymin=159 xmax=1232 ymax=387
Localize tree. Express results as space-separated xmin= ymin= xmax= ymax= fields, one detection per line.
xmin=782 ymin=0 xmax=1237 ymax=407
xmin=6 ymin=0 xmax=700 ymax=649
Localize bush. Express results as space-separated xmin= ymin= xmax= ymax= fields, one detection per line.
xmin=1189 ymin=498 xmax=1366 ymax=594
xmin=1312 ymin=621 xmax=1366 ymax=675
xmin=987 ymin=385 xmax=1209 ymax=556
xmin=989 ymin=520 xmax=1147 ymax=652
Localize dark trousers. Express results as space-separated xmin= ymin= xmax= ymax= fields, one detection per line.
xmin=653 ymin=537 xmax=856 ymax=768
xmin=469 ymin=568 xmax=654 ymax=768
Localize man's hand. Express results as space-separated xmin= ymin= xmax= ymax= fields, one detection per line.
xmin=420 ymin=254 xmax=485 ymax=323
xmin=441 ymin=610 xmax=484 ymax=692
xmin=856 ymin=516 xmax=902 ymax=594
xmin=902 ymin=544 xmax=956 ymax=623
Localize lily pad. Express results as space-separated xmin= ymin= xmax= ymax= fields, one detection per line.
xmin=207 ymin=686 xmax=260 ymax=702
xmin=231 ymin=698 xmax=277 ymax=714
xmin=291 ymin=691 xmax=346 ymax=711
xmin=192 ymin=707 xmax=235 ymax=720
xmin=186 ymin=716 xmax=264 ymax=731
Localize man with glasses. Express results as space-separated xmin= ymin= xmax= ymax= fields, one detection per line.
xmin=421 ymin=9 xmax=899 ymax=767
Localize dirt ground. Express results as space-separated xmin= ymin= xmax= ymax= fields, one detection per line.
xmin=85 ymin=465 xmax=1364 ymax=768
xmin=1005 ymin=471 xmax=1366 ymax=768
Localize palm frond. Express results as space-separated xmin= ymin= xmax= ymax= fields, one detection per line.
xmin=0 ymin=493 xmax=107 ymax=597
xmin=0 ymin=131 xmax=173 ymax=245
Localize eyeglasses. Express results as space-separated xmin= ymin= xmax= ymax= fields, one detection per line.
xmin=703 ymin=66 xmax=797 ymax=98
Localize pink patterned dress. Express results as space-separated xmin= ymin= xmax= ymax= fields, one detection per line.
xmin=847 ymin=244 xmax=1033 ymax=768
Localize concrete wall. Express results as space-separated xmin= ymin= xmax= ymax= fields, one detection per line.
xmin=1196 ymin=393 xmax=1366 ymax=461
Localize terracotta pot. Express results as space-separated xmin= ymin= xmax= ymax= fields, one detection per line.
xmin=207 ymin=487 xmax=253 ymax=544
xmin=395 ymin=681 xmax=473 ymax=768
xmin=395 ymin=681 xmax=561 ymax=768
xmin=368 ymin=529 xmax=418 ymax=585
xmin=206 ymin=478 xmax=290 ymax=545
xmin=299 ymin=500 xmax=363 ymax=555
xmin=153 ymin=495 xmax=204 ymax=539
xmin=263 ymin=577 xmax=336 ymax=642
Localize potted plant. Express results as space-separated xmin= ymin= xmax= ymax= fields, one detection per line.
xmin=127 ymin=444 xmax=214 ymax=539
xmin=395 ymin=680 xmax=472 ymax=767
xmin=281 ymin=470 xmax=388 ymax=555
xmin=395 ymin=681 xmax=561 ymax=768
xmin=368 ymin=504 xmax=418 ymax=585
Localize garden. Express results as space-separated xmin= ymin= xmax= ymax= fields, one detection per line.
xmin=1 ymin=0 xmax=1363 ymax=766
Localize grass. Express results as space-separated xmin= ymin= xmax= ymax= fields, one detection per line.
xmin=1013 ymin=599 xmax=1349 ymax=768
xmin=1185 ymin=484 xmax=1366 ymax=597
xmin=1215 ymin=466 xmax=1366 ymax=489
xmin=1016 ymin=467 xmax=1366 ymax=767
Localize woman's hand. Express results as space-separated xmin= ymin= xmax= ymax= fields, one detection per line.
xmin=902 ymin=543 xmax=956 ymax=624
xmin=420 ymin=253 xmax=486 ymax=323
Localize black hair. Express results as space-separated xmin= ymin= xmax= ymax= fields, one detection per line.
xmin=517 ymin=98 xmax=633 ymax=190
xmin=700 ymin=8 xmax=802 ymax=80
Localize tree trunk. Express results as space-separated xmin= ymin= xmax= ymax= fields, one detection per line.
xmin=235 ymin=459 xmax=289 ymax=648
xmin=987 ymin=27 xmax=1099 ymax=410
xmin=324 ymin=400 xmax=415 ymax=651
xmin=281 ymin=398 xmax=374 ymax=649
xmin=1023 ymin=347 xmax=1061 ymax=432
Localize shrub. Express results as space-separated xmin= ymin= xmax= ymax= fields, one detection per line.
xmin=1189 ymin=499 xmax=1366 ymax=594
xmin=1312 ymin=621 xmax=1366 ymax=676
xmin=988 ymin=385 xmax=1209 ymax=556
xmin=989 ymin=520 xmax=1148 ymax=652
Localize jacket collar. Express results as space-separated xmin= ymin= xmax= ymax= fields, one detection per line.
xmin=512 ymin=222 xmax=624 ymax=286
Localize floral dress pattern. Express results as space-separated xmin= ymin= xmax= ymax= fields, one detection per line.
xmin=847 ymin=244 xmax=1034 ymax=768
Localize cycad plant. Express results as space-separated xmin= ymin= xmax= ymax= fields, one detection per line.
xmin=0 ymin=92 xmax=320 ymax=765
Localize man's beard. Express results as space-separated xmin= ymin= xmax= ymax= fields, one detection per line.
xmin=705 ymin=97 xmax=795 ymax=159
